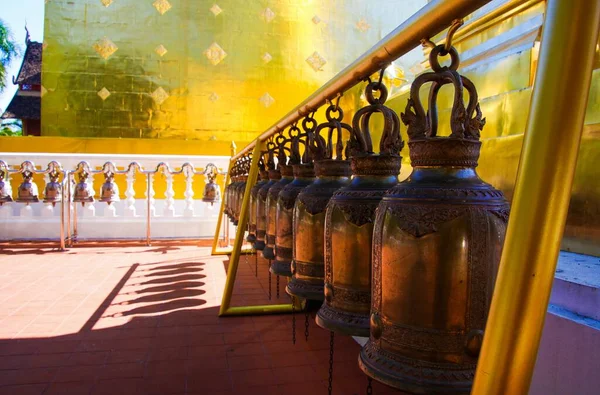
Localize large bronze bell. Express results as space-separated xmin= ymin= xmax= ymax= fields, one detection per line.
xmin=274 ymin=120 xmax=316 ymax=277
xmin=265 ymin=132 xmax=294 ymax=269
xmin=248 ymin=160 xmax=267 ymax=246
xmin=43 ymin=169 xmax=62 ymax=206
xmin=16 ymin=170 xmax=40 ymax=203
xmin=359 ymin=44 xmax=510 ymax=394
xmin=0 ymin=169 xmax=13 ymax=205
xmin=73 ymin=170 xmax=95 ymax=205
xmin=286 ymin=104 xmax=352 ymax=301
xmin=259 ymin=142 xmax=281 ymax=260
xmin=235 ymin=156 xmax=251 ymax=225
xmin=202 ymin=163 xmax=221 ymax=205
xmin=99 ymin=171 xmax=120 ymax=204
xmin=316 ymin=81 xmax=403 ymax=336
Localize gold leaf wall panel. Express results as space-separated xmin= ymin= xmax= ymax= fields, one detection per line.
xmin=41 ymin=0 xmax=427 ymax=142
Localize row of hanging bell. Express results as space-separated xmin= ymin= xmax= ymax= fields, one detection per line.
xmin=286 ymin=104 xmax=352 ymax=301
xmin=256 ymin=141 xmax=280 ymax=255
xmin=273 ymin=122 xmax=315 ymax=277
xmin=356 ymin=44 xmax=510 ymax=394
xmin=316 ymin=80 xmax=402 ymax=337
xmin=0 ymin=169 xmax=63 ymax=205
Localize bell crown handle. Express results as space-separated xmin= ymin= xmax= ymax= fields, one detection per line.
xmin=401 ymin=44 xmax=485 ymax=141
xmin=351 ymin=80 xmax=404 ymax=157
xmin=311 ymin=102 xmax=351 ymax=161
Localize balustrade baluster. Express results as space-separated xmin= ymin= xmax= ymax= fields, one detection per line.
xmin=146 ymin=172 xmax=156 ymax=217
xmin=183 ymin=166 xmax=194 ymax=217
xmin=124 ymin=168 xmax=137 ymax=217
xmin=163 ymin=171 xmax=175 ymax=217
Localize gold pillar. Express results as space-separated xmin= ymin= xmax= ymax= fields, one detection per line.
xmin=472 ymin=0 xmax=600 ymax=394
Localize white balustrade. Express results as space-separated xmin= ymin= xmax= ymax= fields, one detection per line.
xmin=0 ymin=153 xmax=233 ymax=243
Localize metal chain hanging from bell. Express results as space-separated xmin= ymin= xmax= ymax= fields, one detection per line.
xmin=316 ymin=75 xmax=403 ymax=337
xmin=359 ymin=24 xmax=510 ymax=394
xmin=286 ymin=100 xmax=352 ymax=301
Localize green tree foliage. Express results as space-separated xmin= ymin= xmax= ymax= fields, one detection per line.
xmin=0 ymin=119 xmax=22 ymax=136
xmin=0 ymin=19 xmax=19 ymax=93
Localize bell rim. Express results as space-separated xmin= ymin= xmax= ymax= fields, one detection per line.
xmin=315 ymin=303 xmax=369 ymax=337
xmin=358 ymin=341 xmax=475 ymax=394
xmin=269 ymin=260 xmax=292 ymax=277
xmin=285 ymin=280 xmax=325 ymax=301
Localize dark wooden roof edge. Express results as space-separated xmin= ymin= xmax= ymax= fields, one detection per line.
xmin=13 ymin=40 xmax=42 ymax=86
xmin=1 ymin=93 xmax=41 ymax=120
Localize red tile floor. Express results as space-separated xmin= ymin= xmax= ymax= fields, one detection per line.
xmin=0 ymin=245 xmax=405 ymax=395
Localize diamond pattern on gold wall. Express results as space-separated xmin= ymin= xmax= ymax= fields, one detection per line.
xmin=92 ymin=37 xmax=118 ymax=60
xmin=210 ymin=4 xmax=222 ymax=16
xmin=155 ymin=44 xmax=168 ymax=57
xmin=306 ymin=51 xmax=327 ymax=72
xmin=153 ymin=0 xmax=172 ymax=15
xmin=101 ymin=0 xmax=114 ymax=7
xmin=42 ymin=0 xmax=428 ymax=141
xmin=204 ymin=42 xmax=227 ymax=66
xmin=97 ymin=87 xmax=111 ymax=101
xmin=259 ymin=93 xmax=275 ymax=108
xmin=356 ymin=19 xmax=371 ymax=32
xmin=151 ymin=87 xmax=169 ymax=105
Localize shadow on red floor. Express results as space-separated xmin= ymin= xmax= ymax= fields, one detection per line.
xmin=0 ymin=246 xmax=404 ymax=395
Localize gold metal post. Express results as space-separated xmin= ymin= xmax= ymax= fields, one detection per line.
xmin=219 ymin=141 xmax=263 ymax=315
xmin=473 ymin=1 xmax=600 ymax=394
xmin=211 ymin=158 xmax=233 ymax=255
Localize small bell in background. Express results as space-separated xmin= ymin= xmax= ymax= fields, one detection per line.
xmin=0 ymin=168 xmax=13 ymax=217
xmin=100 ymin=170 xmax=120 ymax=217
xmin=73 ymin=170 xmax=95 ymax=206
xmin=41 ymin=168 xmax=63 ymax=217
xmin=202 ymin=163 xmax=221 ymax=207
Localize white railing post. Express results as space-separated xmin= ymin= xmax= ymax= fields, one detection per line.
xmin=183 ymin=165 xmax=194 ymax=217
xmin=146 ymin=172 xmax=155 ymax=217
xmin=124 ymin=167 xmax=137 ymax=217
xmin=163 ymin=170 xmax=175 ymax=217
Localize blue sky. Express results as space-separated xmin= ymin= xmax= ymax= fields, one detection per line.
xmin=0 ymin=0 xmax=45 ymax=113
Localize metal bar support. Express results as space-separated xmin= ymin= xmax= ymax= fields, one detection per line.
xmin=473 ymin=0 xmax=600 ymax=393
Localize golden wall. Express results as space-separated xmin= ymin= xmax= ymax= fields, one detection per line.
xmin=41 ymin=0 xmax=426 ymax=143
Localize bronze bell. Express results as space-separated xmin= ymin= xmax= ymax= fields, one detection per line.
xmin=286 ymin=104 xmax=352 ymax=301
xmin=99 ymin=171 xmax=120 ymax=204
xmin=73 ymin=170 xmax=95 ymax=205
xmin=0 ymin=169 xmax=13 ymax=205
xmin=259 ymin=141 xmax=281 ymax=260
xmin=43 ymin=170 xmax=62 ymax=206
xmin=233 ymin=156 xmax=250 ymax=226
xmin=247 ymin=159 xmax=267 ymax=245
xmin=224 ymin=163 xmax=237 ymax=220
xmin=16 ymin=170 xmax=40 ymax=203
xmin=202 ymin=163 xmax=221 ymax=205
xmin=273 ymin=119 xmax=316 ymax=276
xmin=359 ymin=43 xmax=510 ymax=394
xmin=316 ymin=81 xmax=403 ymax=336
xmin=265 ymin=132 xmax=293 ymax=264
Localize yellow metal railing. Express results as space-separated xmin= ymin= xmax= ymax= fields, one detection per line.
xmin=212 ymin=0 xmax=600 ymax=393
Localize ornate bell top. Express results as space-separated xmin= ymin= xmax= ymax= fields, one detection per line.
xmin=310 ymin=103 xmax=352 ymax=177
xmin=401 ymin=44 xmax=485 ymax=168
xmin=17 ymin=170 xmax=40 ymax=203
xmin=43 ymin=170 xmax=62 ymax=203
xmin=349 ymin=79 xmax=404 ymax=176
xmin=100 ymin=171 xmax=120 ymax=203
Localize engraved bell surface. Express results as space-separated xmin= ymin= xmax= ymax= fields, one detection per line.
xmin=73 ymin=171 xmax=95 ymax=204
xmin=266 ymin=133 xmax=293 ymax=269
xmin=99 ymin=171 xmax=120 ymax=204
xmin=359 ymin=44 xmax=510 ymax=394
xmin=286 ymin=105 xmax=352 ymax=301
xmin=248 ymin=162 xmax=268 ymax=246
xmin=316 ymin=81 xmax=403 ymax=337
xmin=256 ymin=142 xmax=279 ymax=252
xmin=43 ymin=170 xmax=63 ymax=205
xmin=272 ymin=123 xmax=315 ymax=277
xmin=202 ymin=164 xmax=221 ymax=205
xmin=16 ymin=170 xmax=40 ymax=203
